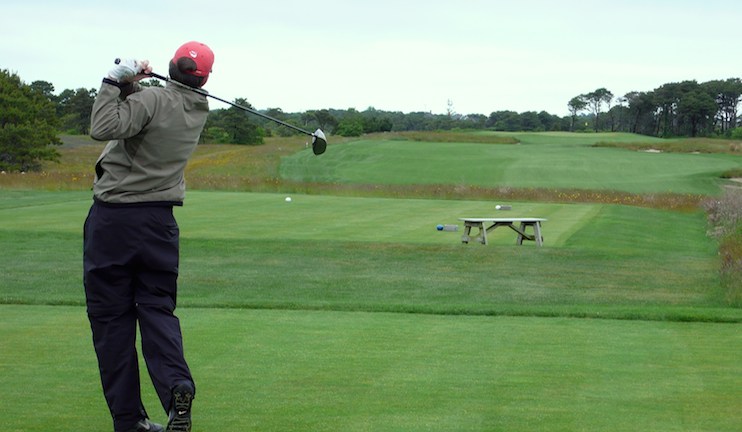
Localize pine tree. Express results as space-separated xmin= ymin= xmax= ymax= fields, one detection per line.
xmin=0 ymin=70 xmax=61 ymax=172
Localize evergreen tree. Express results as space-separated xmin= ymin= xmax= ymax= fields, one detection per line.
xmin=0 ymin=70 xmax=61 ymax=172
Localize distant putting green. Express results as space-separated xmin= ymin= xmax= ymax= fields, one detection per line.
xmin=280 ymin=132 xmax=740 ymax=195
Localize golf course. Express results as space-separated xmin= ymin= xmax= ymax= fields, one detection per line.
xmin=1 ymin=131 xmax=741 ymax=431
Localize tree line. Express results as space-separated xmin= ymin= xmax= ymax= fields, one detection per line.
xmin=1 ymin=68 xmax=741 ymax=171
xmin=568 ymin=79 xmax=742 ymax=137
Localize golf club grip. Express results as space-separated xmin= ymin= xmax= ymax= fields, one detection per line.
xmin=147 ymin=71 xmax=169 ymax=81
xmin=112 ymin=58 xmax=166 ymax=81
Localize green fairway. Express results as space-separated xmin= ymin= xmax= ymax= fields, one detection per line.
xmin=2 ymin=305 xmax=740 ymax=432
xmin=1 ymin=191 xmax=735 ymax=321
xmin=280 ymin=132 xmax=740 ymax=195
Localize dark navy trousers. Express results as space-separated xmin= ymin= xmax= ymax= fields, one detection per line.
xmin=83 ymin=201 xmax=194 ymax=431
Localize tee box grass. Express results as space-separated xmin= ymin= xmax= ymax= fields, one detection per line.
xmin=2 ymin=305 xmax=740 ymax=431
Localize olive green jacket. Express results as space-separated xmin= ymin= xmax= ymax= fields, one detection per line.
xmin=90 ymin=80 xmax=209 ymax=205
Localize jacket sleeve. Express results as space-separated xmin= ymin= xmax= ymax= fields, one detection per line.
xmin=90 ymin=81 xmax=153 ymax=141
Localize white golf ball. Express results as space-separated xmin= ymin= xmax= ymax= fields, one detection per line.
xmin=495 ymin=205 xmax=501 ymax=210
xmin=285 ymin=197 xmax=292 ymax=202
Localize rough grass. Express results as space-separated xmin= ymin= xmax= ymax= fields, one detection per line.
xmin=720 ymin=167 xmax=742 ymax=178
xmin=703 ymin=189 xmax=742 ymax=306
xmin=593 ymin=137 xmax=742 ymax=155
xmin=383 ymin=130 xmax=520 ymax=144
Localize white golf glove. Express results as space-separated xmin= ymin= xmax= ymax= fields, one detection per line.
xmin=107 ymin=58 xmax=149 ymax=83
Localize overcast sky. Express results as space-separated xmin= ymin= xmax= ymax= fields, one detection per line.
xmin=3 ymin=0 xmax=741 ymax=116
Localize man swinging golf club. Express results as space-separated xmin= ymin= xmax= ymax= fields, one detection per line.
xmin=84 ymin=41 xmax=214 ymax=432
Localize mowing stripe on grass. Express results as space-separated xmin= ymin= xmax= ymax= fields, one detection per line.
xmin=280 ymin=133 xmax=740 ymax=195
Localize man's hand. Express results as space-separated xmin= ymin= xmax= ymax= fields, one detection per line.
xmin=108 ymin=59 xmax=152 ymax=83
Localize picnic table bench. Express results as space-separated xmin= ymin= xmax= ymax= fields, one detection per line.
xmin=459 ymin=217 xmax=546 ymax=246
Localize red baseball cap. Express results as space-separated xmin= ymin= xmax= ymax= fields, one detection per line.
xmin=172 ymin=41 xmax=214 ymax=83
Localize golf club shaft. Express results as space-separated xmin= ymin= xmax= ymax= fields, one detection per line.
xmin=145 ymin=71 xmax=316 ymax=138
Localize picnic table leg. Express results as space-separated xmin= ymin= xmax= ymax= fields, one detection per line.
xmin=515 ymin=222 xmax=524 ymax=245
xmin=480 ymin=222 xmax=488 ymax=245
xmin=461 ymin=223 xmax=472 ymax=243
xmin=533 ymin=221 xmax=544 ymax=246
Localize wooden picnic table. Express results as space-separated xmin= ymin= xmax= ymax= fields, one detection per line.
xmin=459 ymin=217 xmax=546 ymax=246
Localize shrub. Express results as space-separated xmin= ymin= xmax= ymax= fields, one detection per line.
xmin=703 ymin=189 xmax=742 ymax=238
xmin=335 ymin=119 xmax=364 ymax=137
xmin=729 ymin=127 xmax=742 ymax=140
xmin=703 ymin=189 xmax=742 ymax=306
xmin=718 ymin=228 xmax=742 ymax=306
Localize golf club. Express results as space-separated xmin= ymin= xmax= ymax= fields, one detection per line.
xmin=113 ymin=59 xmax=327 ymax=155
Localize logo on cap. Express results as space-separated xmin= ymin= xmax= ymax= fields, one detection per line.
xmin=189 ymin=50 xmax=197 ymax=58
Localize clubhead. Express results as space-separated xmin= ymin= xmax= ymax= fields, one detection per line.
xmin=311 ymin=129 xmax=327 ymax=155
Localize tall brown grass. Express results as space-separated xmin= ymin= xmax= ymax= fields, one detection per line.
xmin=384 ymin=131 xmax=519 ymax=144
xmin=703 ymin=189 xmax=742 ymax=306
xmin=593 ymin=138 xmax=742 ymax=154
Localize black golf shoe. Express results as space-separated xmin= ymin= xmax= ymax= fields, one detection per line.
xmin=166 ymin=383 xmax=195 ymax=432
xmin=122 ymin=418 xmax=164 ymax=432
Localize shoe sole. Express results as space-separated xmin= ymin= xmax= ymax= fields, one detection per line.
xmin=166 ymin=387 xmax=193 ymax=432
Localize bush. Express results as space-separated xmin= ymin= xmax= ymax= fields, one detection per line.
xmin=730 ymin=127 xmax=742 ymax=140
xmin=335 ymin=119 xmax=364 ymax=137
xmin=718 ymin=228 xmax=742 ymax=306
xmin=201 ymin=127 xmax=231 ymax=144
xmin=703 ymin=189 xmax=742 ymax=238
xmin=703 ymin=189 xmax=742 ymax=306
